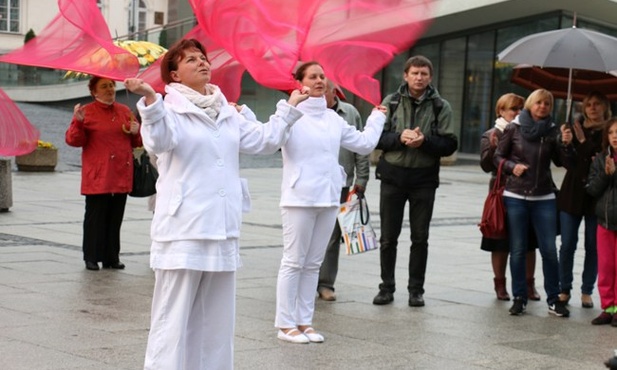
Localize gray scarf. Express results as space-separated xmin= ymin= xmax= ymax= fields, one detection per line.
xmin=518 ymin=109 xmax=553 ymax=142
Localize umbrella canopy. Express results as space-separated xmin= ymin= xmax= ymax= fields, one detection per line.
xmin=498 ymin=27 xmax=617 ymax=72
xmin=498 ymin=26 xmax=617 ymax=120
xmin=511 ymin=65 xmax=617 ymax=101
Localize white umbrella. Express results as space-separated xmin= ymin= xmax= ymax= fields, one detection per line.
xmin=498 ymin=25 xmax=617 ymax=121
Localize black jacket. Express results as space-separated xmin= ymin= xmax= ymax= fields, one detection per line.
xmin=494 ymin=120 xmax=574 ymax=197
xmin=557 ymin=123 xmax=603 ymax=216
xmin=587 ymin=153 xmax=617 ymax=230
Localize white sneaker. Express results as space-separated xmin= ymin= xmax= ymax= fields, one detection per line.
xmin=302 ymin=327 xmax=324 ymax=343
xmin=277 ymin=329 xmax=309 ymax=344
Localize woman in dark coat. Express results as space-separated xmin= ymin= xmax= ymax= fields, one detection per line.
xmin=557 ymin=91 xmax=610 ymax=309
xmin=480 ymin=93 xmax=540 ymax=301
xmin=494 ymin=89 xmax=574 ymax=317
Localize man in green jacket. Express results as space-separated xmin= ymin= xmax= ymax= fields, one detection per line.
xmin=373 ymin=56 xmax=458 ymax=307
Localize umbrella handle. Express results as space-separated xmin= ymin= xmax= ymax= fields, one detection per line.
xmin=565 ymin=68 xmax=573 ymax=123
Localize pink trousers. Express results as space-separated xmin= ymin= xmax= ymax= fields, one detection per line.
xmin=596 ymin=225 xmax=617 ymax=310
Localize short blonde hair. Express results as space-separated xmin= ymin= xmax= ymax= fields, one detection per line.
xmin=524 ymin=89 xmax=554 ymax=112
xmin=495 ymin=93 xmax=525 ymax=117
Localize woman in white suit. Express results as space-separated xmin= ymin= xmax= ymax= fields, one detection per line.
xmin=124 ymin=39 xmax=308 ymax=370
xmin=275 ymin=61 xmax=387 ymax=343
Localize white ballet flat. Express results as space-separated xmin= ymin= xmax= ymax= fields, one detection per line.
xmin=277 ymin=329 xmax=309 ymax=344
xmin=302 ymin=327 xmax=324 ymax=343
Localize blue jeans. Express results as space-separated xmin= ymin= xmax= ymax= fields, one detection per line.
xmin=504 ymin=197 xmax=560 ymax=304
xmin=559 ymin=211 xmax=598 ymax=295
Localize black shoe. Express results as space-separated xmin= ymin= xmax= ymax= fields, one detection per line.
xmin=85 ymin=261 xmax=99 ymax=271
xmin=373 ymin=290 xmax=394 ymax=305
xmin=408 ymin=293 xmax=425 ymax=307
xmin=548 ymin=300 xmax=570 ymax=317
xmin=509 ymin=297 xmax=526 ymax=316
xmin=102 ymin=262 xmax=125 ymax=269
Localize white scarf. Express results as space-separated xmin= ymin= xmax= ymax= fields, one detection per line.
xmin=169 ymin=82 xmax=223 ymax=121
xmin=494 ymin=117 xmax=509 ymax=132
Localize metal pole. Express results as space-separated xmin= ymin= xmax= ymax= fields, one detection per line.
xmin=566 ymin=67 xmax=573 ymax=123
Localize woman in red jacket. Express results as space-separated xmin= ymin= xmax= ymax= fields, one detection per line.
xmin=66 ymin=76 xmax=142 ymax=271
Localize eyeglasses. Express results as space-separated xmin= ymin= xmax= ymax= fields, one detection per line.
xmin=509 ymin=107 xmax=522 ymax=111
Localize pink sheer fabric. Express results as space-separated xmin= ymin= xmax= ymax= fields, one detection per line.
xmin=0 ymin=88 xmax=40 ymax=156
xmin=190 ymin=0 xmax=435 ymax=105
xmin=138 ymin=26 xmax=246 ymax=102
xmin=0 ymin=0 xmax=434 ymax=105
xmin=190 ymin=0 xmax=317 ymax=92
xmin=0 ymin=0 xmax=140 ymax=81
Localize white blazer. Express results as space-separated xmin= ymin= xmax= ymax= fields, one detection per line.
xmin=280 ymin=97 xmax=385 ymax=207
xmin=137 ymin=86 xmax=302 ymax=242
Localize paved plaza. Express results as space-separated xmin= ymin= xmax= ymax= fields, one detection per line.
xmin=1 ymin=156 xmax=617 ymax=369
xmin=0 ymin=102 xmax=615 ymax=369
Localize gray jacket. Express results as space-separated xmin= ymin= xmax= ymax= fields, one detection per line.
xmin=332 ymin=98 xmax=369 ymax=188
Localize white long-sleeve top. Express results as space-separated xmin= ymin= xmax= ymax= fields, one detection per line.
xmin=137 ymin=86 xmax=302 ymax=244
xmin=279 ymin=97 xmax=385 ymax=207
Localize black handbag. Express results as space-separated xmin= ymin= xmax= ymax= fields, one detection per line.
xmin=130 ymin=150 xmax=158 ymax=197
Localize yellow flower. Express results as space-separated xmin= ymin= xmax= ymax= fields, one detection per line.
xmin=37 ymin=140 xmax=56 ymax=149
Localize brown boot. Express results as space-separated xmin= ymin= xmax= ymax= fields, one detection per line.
xmin=527 ymin=278 xmax=541 ymax=301
xmin=494 ymin=278 xmax=510 ymax=301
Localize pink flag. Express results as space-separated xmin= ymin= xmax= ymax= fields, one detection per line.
xmin=189 ymin=0 xmax=435 ymax=105
xmin=0 ymin=88 xmax=40 ymax=156
xmin=0 ymin=0 xmax=140 ymax=81
xmin=302 ymin=0 xmax=435 ymax=105
xmin=138 ymin=26 xmax=246 ymax=102
xmin=189 ymin=0 xmax=318 ymax=91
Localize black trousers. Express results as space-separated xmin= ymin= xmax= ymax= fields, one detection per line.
xmin=378 ymin=182 xmax=436 ymax=295
xmin=83 ymin=194 xmax=127 ymax=264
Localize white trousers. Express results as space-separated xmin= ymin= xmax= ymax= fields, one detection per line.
xmin=144 ymin=269 xmax=236 ymax=370
xmin=275 ymin=206 xmax=338 ymax=328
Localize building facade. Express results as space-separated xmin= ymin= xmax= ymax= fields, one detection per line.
xmin=0 ymin=0 xmax=170 ymax=52
xmin=2 ymin=0 xmax=617 ymax=155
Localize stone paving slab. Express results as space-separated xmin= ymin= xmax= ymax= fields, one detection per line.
xmin=1 ymin=163 xmax=616 ymax=369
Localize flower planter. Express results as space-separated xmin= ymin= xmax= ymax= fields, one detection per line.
xmin=16 ymin=148 xmax=58 ymax=172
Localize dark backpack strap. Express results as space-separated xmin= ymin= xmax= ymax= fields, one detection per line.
xmin=387 ymin=92 xmax=401 ymax=129
xmin=431 ymin=97 xmax=443 ymax=135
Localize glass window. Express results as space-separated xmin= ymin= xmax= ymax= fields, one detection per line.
xmin=463 ymin=31 xmax=495 ymax=154
xmin=138 ymin=11 xmax=147 ymax=40
xmin=494 ymin=17 xmax=561 ymax=121
xmin=238 ymin=73 xmax=287 ymax=122
xmin=129 ymin=0 xmax=148 ymax=40
xmin=0 ymin=0 xmax=19 ymax=33
xmin=382 ymin=53 xmax=407 ymax=98
xmin=438 ymin=38 xmax=465 ymax=149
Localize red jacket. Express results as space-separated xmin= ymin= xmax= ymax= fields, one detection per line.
xmin=65 ymin=100 xmax=142 ymax=195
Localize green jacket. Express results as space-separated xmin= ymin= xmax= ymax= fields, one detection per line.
xmin=376 ymin=84 xmax=457 ymax=188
